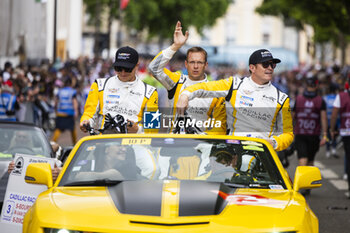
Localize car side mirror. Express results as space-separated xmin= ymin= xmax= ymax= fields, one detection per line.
xmin=293 ymin=166 xmax=322 ymax=192
xmin=25 ymin=163 xmax=53 ymax=188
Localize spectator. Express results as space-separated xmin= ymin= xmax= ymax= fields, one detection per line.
xmin=0 ymin=81 xmax=18 ymax=121
xmin=293 ymin=76 xmax=327 ymax=195
xmin=52 ymin=78 xmax=79 ymax=144
xmin=330 ymin=78 xmax=350 ymax=199
xmin=324 ymin=83 xmax=340 ymax=158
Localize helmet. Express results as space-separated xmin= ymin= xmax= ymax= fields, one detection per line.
xmin=235 ymin=150 xmax=259 ymax=173
xmin=211 ymin=143 xmax=237 ymax=166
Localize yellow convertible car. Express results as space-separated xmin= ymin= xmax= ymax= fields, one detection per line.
xmin=23 ymin=134 xmax=322 ymax=233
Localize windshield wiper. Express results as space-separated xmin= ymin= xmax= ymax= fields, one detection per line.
xmin=224 ymin=181 xmax=281 ymax=189
xmin=222 ymin=182 xmax=249 ymax=188
xmin=248 ymin=183 xmax=271 ymax=188
xmin=63 ymin=179 xmax=123 ymax=187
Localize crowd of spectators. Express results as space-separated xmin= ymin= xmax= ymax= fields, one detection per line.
xmin=1 ymin=55 xmax=350 ymax=138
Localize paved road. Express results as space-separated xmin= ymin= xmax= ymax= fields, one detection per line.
xmin=286 ymin=145 xmax=350 ymax=233
xmin=51 ymin=121 xmax=87 ymax=147
xmin=55 ymin=125 xmax=350 ymax=232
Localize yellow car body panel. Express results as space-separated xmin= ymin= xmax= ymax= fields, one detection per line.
xmin=22 ymin=134 xmax=320 ymax=233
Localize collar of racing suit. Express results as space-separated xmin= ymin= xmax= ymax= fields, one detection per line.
xmin=183 ymin=74 xmax=208 ymax=89
xmin=116 ymin=75 xmax=139 ymax=88
xmin=247 ymin=76 xmax=271 ymax=90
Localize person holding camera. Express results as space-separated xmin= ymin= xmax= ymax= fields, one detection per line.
xmin=80 ymin=46 xmax=159 ymax=134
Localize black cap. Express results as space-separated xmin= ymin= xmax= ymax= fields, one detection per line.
xmin=4 ymin=61 xmax=12 ymax=69
xmin=306 ymin=76 xmax=318 ymax=87
xmin=113 ymin=46 xmax=139 ymax=69
xmin=249 ymin=49 xmax=281 ymax=65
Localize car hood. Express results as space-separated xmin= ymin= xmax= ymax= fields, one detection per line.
xmin=33 ymin=180 xmax=308 ymax=231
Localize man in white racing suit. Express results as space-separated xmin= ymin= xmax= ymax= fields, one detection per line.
xmin=80 ymin=46 xmax=158 ymax=134
xmin=80 ymin=46 xmax=159 ymax=177
xmin=148 ymin=21 xmax=226 ymax=134
xmin=177 ymin=49 xmax=294 ymax=151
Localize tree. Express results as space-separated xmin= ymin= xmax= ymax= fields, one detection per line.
xmin=123 ymin=0 xmax=230 ymax=40
xmin=84 ymin=0 xmax=231 ymax=53
xmin=256 ymin=0 xmax=350 ymax=65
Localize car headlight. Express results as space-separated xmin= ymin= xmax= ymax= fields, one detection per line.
xmin=44 ymin=229 xmax=94 ymax=233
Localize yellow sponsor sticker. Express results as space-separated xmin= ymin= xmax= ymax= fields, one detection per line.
xmin=243 ymin=145 xmax=264 ymax=152
xmin=0 ymin=153 xmax=13 ymax=158
xmin=121 ymin=138 xmax=152 ymax=145
xmin=241 ymin=141 xmax=263 ymax=147
xmin=87 ymin=146 xmax=96 ymax=151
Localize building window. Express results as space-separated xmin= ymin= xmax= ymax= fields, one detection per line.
xmin=261 ymin=17 xmax=272 ymax=45
xmin=263 ymin=33 xmax=270 ymax=45
xmin=226 ymin=18 xmax=236 ymax=44
xmin=201 ymin=27 xmax=211 ymax=44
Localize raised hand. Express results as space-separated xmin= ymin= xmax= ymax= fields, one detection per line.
xmin=172 ymin=21 xmax=189 ymax=51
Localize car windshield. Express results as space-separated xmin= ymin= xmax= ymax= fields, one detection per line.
xmin=59 ymin=137 xmax=285 ymax=189
xmin=0 ymin=124 xmax=53 ymax=160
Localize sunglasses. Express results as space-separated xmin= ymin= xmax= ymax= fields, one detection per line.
xmin=260 ymin=61 xmax=276 ymax=69
xmin=115 ymin=66 xmax=133 ymax=73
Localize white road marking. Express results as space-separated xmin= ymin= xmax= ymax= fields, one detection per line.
xmin=320 ymin=169 xmax=339 ymax=179
xmin=315 ymin=161 xmax=347 ymax=191
xmin=329 ymin=180 xmax=348 ymax=191
xmin=314 ymin=161 xmax=325 ymax=169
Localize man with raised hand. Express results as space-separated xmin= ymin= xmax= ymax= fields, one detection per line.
xmin=148 ymin=21 xmax=226 ymax=134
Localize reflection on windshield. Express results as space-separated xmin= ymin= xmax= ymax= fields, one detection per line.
xmin=60 ymin=138 xmax=285 ymax=189
xmin=0 ymin=127 xmax=51 ymax=159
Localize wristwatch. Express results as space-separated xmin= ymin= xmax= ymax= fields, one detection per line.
xmin=271 ymin=138 xmax=278 ymax=150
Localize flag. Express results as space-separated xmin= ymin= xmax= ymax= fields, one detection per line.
xmin=120 ymin=0 xmax=129 ymax=10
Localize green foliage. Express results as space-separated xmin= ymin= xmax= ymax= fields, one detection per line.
xmin=256 ymin=0 xmax=350 ymax=43
xmin=85 ymin=0 xmax=231 ymax=40
xmin=84 ymin=0 xmax=116 ymax=25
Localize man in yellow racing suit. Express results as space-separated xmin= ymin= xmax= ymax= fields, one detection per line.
xmin=80 ymin=46 xmax=158 ymax=134
xmin=148 ymin=21 xmax=226 ymax=134
xmin=177 ymin=49 xmax=293 ymax=151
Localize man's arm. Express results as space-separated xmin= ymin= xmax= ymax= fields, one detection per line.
xmin=330 ymin=107 xmax=340 ymax=139
xmin=330 ymin=94 xmax=340 ymax=140
xmin=319 ymin=110 xmax=328 ymax=146
xmin=272 ymin=98 xmax=294 ymax=151
xmin=80 ymin=82 xmax=99 ymax=132
xmin=148 ymin=21 xmax=189 ymax=90
xmin=319 ymin=100 xmax=328 ymax=146
xmin=73 ymin=96 xmax=79 ymax=119
xmin=205 ymin=98 xmax=227 ymax=135
xmin=176 ymin=77 xmax=232 ymax=115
